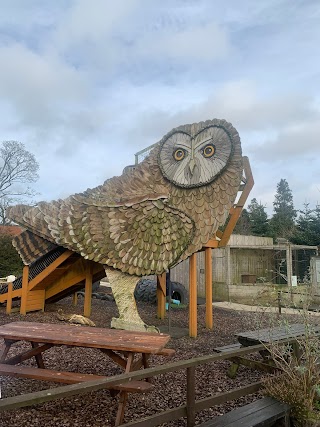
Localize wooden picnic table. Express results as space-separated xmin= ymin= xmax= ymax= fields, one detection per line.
xmin=236 ymin=323 xmax=320 ymax=347
xmin=0 ymin=321 xmax=174 ymax=426
xmin=223 ymin=323 xmax=320 ymax=378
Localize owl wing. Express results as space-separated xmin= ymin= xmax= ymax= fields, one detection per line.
xmin=72 ymin=156 xmax=169 ymax=208
xmin=87 ymin=199 xmax=195 ymax=276
xmin=8 ymin=198 xmax=195 ymax=276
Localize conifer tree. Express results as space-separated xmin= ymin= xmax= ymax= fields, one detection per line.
xmin=247 ymin=198 xmax=270 ymax=236
xmin=233 ymin=208 xmax=251 ymax=235
xmin=269 ymin=179 xmax=296 ymax=240
xmin=292 ymin=203 xmax=320 ymax=246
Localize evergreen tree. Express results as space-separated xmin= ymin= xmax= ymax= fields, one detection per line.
xmin=269 ymin=179 xmax=296 ymax=240
xmin=233 ymin=208 xmax=251 ymax=235
xmin=247 ymin=198 xmax=270 ymax=236
xmin=292 ymin=203 xmax=320 ymax=246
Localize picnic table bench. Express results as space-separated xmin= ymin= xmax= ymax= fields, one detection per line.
xmin=199 ymin=397 xmax=290 ymax=427
xmin=0 ymin=321 xmax=175 ymax=426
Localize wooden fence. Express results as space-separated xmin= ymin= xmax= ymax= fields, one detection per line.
xmin=0 ymin=343 xmax=266 ymax=426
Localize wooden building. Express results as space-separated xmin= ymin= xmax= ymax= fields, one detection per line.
xmin=169 ymin=234 xmax=318 ymax=302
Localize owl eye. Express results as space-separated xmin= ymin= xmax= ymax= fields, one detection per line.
xmin=202 ymin=144 xmax=215 ymax=158
xmin=173 ymin=148 xmax=186 ymax=161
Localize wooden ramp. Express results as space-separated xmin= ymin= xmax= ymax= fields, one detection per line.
xmin=0 ymin=248 xmax=105 ymax=316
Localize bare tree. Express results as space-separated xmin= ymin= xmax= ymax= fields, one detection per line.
xmin=0 ymin=141 xmax=39 ymax=224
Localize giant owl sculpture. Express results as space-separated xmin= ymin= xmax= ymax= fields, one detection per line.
xmin=7 ymin=118 xmax=243 ymax=332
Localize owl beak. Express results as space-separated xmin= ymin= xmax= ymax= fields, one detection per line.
xmin=188 ymin=159 xmax=196 ymax=175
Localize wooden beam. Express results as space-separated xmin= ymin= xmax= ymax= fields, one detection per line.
xmin=6 ymin=282 xmax=13 ymax=314
xmin=219 ymin=156 xmax=254 ymax=247
xmin=84 ymin=262 xmax=93 ymax=318
xmin=45 ymin=272 xmax=85 ymax=300
xmin=72 ymin=292 xmax=78 ymax=306
xmin=205 ymin=248 xmax=213 ymax=330
xmin=226 ymin=244 xmax=318 ymax=250
xmin=44 ymin=258 xmax=88 ymax=299
xmin=219 ymin=206 xmax=242 ymax=247
xmin=189 ymin=254 xmax=197 ymax=338
xmin=28 ymin=250 xmax=74 ymax=290
xmin=225 ymin=246 xmax=231 ymax=288
xmin=202 ymin=238 xmax=219 ymax=249
xmin=236 ymin=156 xmax=254 ymax=208
xmin=0 ymin=288 xmax=22 ymax=304
xmin=20 ymin=265 xmax=29 ymax=315
xmin=156 ymin=273 xmax=166 ymax=320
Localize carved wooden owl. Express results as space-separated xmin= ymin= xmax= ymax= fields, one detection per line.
xmin=8 ymin=118 xmax=243 ymax=276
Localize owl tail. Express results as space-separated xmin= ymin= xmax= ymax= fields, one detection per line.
xmin=12 ymin=230 xmax=58 ymax=265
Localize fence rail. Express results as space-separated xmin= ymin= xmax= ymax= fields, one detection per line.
xmin=0 ymin=343 xmax=267 ymax=426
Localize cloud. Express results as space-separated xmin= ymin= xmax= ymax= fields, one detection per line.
xmin=46 ymin=1 xmax=231 ymax=80
xmin=251 ymin=119 xmax=320 ymax=163
xmin=0 ymin=42 xmax=89 ymax=129
xmin=193 ymin=82 xmax=318 ymax=132
xmin=134 ymin=21 xmax=230 ymax=63
xmin=52 ymin=0 xmax=139 ymax=46
xmin=127 ymin=80 xmax=318 ymax=142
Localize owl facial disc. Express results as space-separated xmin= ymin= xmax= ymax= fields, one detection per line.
xmin=158 ymin=125 xmax=234 ymax=188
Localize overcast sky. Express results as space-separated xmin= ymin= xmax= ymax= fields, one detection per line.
xmin=0 ymin=0 xmax=319 ymax=215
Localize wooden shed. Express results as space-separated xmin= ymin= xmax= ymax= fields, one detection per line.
xmin=169 ymin=234 xmax=318 ymax=302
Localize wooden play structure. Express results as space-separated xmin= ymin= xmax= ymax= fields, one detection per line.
xmin=0 ymin=249 xmax=105 ymax=317
xmin=0 ymin=157 xmax=253 ymax=337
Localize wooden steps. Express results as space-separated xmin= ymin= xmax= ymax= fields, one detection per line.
xmin=2 ymin=250 xmax=105 ymax=316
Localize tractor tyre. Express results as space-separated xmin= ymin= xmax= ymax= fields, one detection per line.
xmin=170 ymin=281 xmax=189 ymax=304
xmin=134 ymin=279 xmax=157 ymax=304
xmin=134 ymin=279 xmax=188 ymax=305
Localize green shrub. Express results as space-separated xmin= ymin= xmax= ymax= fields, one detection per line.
xmin=0 ymin=234 xmax=23 ymax=278
xmin=263 ymin=318 xmax=320 ymax=426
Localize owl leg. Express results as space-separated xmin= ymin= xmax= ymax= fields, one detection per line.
xmin=105 ymin=267 xmax=159 ymax=333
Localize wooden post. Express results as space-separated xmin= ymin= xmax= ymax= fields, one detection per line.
xmin=286 ymin=243 xmax=293 ymax=302
xmin=156 ymin=273 xmax=166 ymax=319
xmin=20 ymin=265 xmax=29 ymax=315
xmin=83 ymin=263 xmax=93 ymax=318
xmin=205 ymin=247 xmax=213 ymax=329
xmin=189 ymin=254 xmax=197 ymax=338
xmin=6 ymin=282 xmax=13 ymax=314
xmin=225 ymin=246 xmax=231 ymax=301
xmin=72 ymin=292 xmax=78 ymax=306
xmin=186 ymin=366 xmax=196 ymax=427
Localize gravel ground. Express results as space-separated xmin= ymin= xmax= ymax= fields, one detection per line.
xmin=0 ymin=297 xmax=304 ymax=427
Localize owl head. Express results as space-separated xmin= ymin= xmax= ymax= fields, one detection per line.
xmin=158 ymin=119 xmax=240 ymax=188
